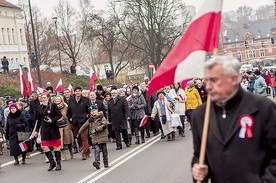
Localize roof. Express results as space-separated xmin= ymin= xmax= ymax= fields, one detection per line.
xmin=223 ymin=19 xmax=276 ymax=43
xmin=0 ymin=0 xmax=21 ymax=10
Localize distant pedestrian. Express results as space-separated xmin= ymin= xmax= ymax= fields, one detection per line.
xmin=1 ymin=56 xmax=9 ymax=73
xmin=70 ymin=64 xmax=76 ymax=74
xmin=45 ymin=82 xmax=54 ymax=94
xmin=253 ymin=70 xmax=267 ymax=97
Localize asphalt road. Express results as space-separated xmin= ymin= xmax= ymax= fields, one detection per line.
xmin=0 ymin=127 xmax=193 ymax=183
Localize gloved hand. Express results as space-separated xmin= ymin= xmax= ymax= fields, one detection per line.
xmin=91 ymin=129 xmax=96 ymax=134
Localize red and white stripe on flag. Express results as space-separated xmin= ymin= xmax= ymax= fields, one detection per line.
xmin=27 ymin=63 xmax=38 ymax=94
xmin=19 ymin=66 xmax=28 ymax=97
xmin=139 ymin=115 xmax=149 ymax=127
xmin=68 ymin=84 xmax=74 ymax=95
xmin=178 ymin=93 xmax=184 ymax=100
xmin=19 ymin=141 xmax=28 ymax=152
xmin=147 ymin=0 xmax=222 ymax=97
xmin=55 ymin=78 xmax=64 ymax=93
xmin=37 ymin=87 xmax=47 ymax=94
xmin=89 ymin=67 xmax=97 ymax=92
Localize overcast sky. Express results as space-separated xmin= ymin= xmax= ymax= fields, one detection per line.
xmin=7 ymin=0 xmax=274 ymax=18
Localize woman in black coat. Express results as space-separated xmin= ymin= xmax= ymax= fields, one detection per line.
xmin=6 ymin=103 xmax=27 ymax=165
xmin=34 ymin=93 xmax=62 ymax=171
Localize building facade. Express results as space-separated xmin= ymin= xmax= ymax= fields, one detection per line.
xmin=0 ymin=1 xmax=28 ymax=65
xmin=222 ymin=19 xmax=276 ymax=66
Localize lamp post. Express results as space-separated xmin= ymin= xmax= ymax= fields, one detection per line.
xmin=52 ymin=17 xmax=62 ymax=73
xmin=28 ymin=0 xmax=42 ymax=86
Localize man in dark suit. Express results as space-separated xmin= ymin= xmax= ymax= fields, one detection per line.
xmin=192 ymin=56 xmax=276 ymax=183
xmin=67 ymin=86 xmax=91 ymax=160
xmin=108 ymin=87 xmax=130 ymax=150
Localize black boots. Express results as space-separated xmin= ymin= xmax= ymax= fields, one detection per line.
xmin=45 ymin=151 xmax=56 ymax=171
xmin=54 ymin=151 xmax=62 ymax=171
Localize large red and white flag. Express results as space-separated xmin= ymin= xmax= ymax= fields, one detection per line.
xmin=55 ymin=78 xmax=64 ymax=93
xmin=147 ymin=0 xmax=222 ymax=97
xmin=68 ymin=84 xmax=74 ymax=95
xmin=89 ymin=67 xmax=97 ymax=92
xmin=27 ymin=63 xmax=38 ymax=94
xmin=19 ymin=66 xmax=28 ymax=97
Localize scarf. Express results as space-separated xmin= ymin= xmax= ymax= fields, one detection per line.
xmin=158 ymin=99 xmax=167 ymax=124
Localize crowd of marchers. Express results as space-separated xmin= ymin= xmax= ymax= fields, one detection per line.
xmin=0 ymin=67 xmax=274 ymax=172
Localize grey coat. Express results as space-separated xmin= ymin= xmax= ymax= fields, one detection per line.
xmin=128 ymin=93 xmax=146 ymax=120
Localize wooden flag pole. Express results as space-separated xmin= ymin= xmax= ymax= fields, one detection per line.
xmin=196 ymin=48 xmax=218 ymax=183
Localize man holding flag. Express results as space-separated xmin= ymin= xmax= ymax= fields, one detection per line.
xmin=191 ymin=56 xmax=276 ymax=182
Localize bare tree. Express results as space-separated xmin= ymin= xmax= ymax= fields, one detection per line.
xmin=236 ymin=6 xmax=255 ymax=23
xmin=18 ymin=2 xmax=57 ymax=67
xmin=54 ymin=0 xmax=85 ymax=66
xmin=112 ymin=0 xmax=191 ymax=73
xmin=255 ymin=5 xmax=274 ymax=20
xmin=222 ymin=10 xmax=237 ymax=22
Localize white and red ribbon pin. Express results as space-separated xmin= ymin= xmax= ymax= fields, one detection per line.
xmin=239 ymin=114 xmax=254 ymax=139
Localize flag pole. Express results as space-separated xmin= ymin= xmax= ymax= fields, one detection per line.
xmin=196 ymin=48 xmax=218 ymax=183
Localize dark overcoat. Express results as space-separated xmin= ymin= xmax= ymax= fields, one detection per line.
xmin=6 ymin=110 xmax=27 ymax=156
xmin=191 ymin=87 xmax=276 ymax=183
xmin=67 ymin=96 xmax=90 ymax=127
xmin=108 ymin=96 xmax=130 ymax=131
xmin=36 ymin=103 xmax=62 ymax=140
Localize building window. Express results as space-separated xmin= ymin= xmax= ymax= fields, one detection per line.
xmin=271 ymin=37 xmax=275 ymax=44
xmin=260 ymin=49 xmax=265 ymax=57
xmin=12 ymin=28 xmax=15 ymax=44
xmin=244 ymin=40 xmax=249 ymax=49
xmin=15 ymin=58 xmax=18 ymax=62
xmin=260 ymin=41 xmax=265 ymax=48
xmin=246 ymin=50 xmax=256 ymax=59
xmin=2 ymin=28 xmax=5 ymax=44
xmin=23 ymin=57 xmax=26 ymax=63
xmin=104 ymin=65 xmax=109 ymax=72
xmin=19 ymin=29 xmax=24 ymax=45
xmin=7 ymin=28 xmax=10 ymax=44
xmin=11 ymin=58 xmax=13 ymax=62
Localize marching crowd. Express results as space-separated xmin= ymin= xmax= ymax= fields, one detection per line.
xmin=0 ymin=65 xmax=275 ymax=173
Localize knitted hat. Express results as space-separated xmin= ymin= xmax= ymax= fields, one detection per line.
xmin=9 ymin=103 xmax=18 ymax=110
xmin=89 ymin=104 xmax=98 ymax=111
xmin=187 ymin=80 xmax=195 ymax=87
xmin=254 ymin=70 xmax=260 ymax=76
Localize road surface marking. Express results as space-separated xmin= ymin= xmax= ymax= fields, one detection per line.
xmin=77 ymin=134 xmax=161 ymax=183
xmin=0 ymin=151 xmax=41 ymax=168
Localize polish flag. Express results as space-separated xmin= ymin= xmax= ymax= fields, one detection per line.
xmin=68 ymin=84 xmax=74 ymax=95
xmin=19 ymin=66 xmax=28 ymax=97
xmin=147 ymin=0 xmax=222 ymax=97
xmin=27 ymin=63 xmax=38 ymax=94
xmin=89 ymin=67 xmax=97 ymax=92
xmin=37 ymin=87 xmax=47 ymax=94
xmin=139 ymin=115 xmax=149 ymax=127
xmin=55 ymin=78 xmax=64 ymax=93
xmin=19 ymin=141 xmax=28 ymax=152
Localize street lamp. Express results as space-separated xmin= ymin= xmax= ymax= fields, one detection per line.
xmin=28 ymin=0 xmax=42 ymax=86
xmin=52 ymin=17 xmax=62 ymax=73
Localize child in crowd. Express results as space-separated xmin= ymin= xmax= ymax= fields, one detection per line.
xmin=78 ymin=104 xmax=109 ymax=170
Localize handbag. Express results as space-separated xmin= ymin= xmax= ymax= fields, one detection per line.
xmin=171 ymin=113 xmax=182 ymax=127
xmin=56 ymin=117 xmax=68 ymax=128
xmin=17 ymin=131 xmax=31 ymax=141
